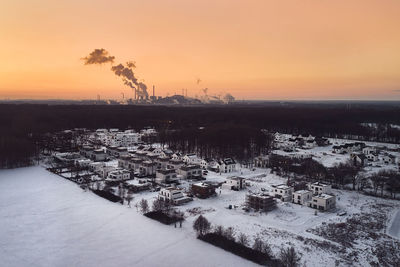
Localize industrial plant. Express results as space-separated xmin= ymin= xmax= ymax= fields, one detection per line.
xmin=82 ymin=49 xmax=236 ymax=106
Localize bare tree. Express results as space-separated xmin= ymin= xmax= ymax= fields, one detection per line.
xmin=193 ymin=215 xmax=211 ymax=236
xmin=223 ymin=227 xmax=235 ymax=241
xmin=152 ymin=198 xmax=164 ymax=212
xmin=140 ymin=199 xmax=149 ymax=214
xmin=214 ymin=225 xmax=224 ymax=236
xmin=238 ymin=233 xmax=249 ymax=246
xmin=125 ymin=193 xmax=134 ymax=207
xmin=253 ymin=237 xmax=264 ymax=252
xmin=280 ymin=246 xmax=301 ymax=267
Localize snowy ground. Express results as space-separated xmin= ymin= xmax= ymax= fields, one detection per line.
xmin=133 ymin=167 xmax=400 ymax=266
xmin=0 ymin=167 xmax=256 ymax=267
xmin=1 ymin=166 xmax=399 ymax=266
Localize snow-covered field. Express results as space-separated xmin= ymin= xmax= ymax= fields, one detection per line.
xmin=1 ymin=166 xmax=400 ymax=266
xmin=0 ymin=167 xmax=256 ymax=267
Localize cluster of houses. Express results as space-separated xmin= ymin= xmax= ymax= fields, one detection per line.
xmin=91 ymin=128 xmax=156 ymax=147
xmin=245 ymin=182 xmax=336 ymax=212
xmin=331 ymin=142 xmax=399 ymax=166
xmin=66 ymin=127 xmax=241 ymax=185
xmin=54 ymin=128 xmax=242 ymax=203
xmin=274 ymin=133 xmax=330 ymax=152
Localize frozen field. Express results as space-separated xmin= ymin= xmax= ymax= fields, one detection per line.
xmin=1 ymin=166 xmax=399 ymax=267
xmin=0 ymin=167 xmax=256 ymax=267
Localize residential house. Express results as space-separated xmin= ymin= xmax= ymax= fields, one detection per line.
xmin=366 ymin=153 xmax=379 ymax=162
xmin=363 ymin=146 xmax=377 ymax=155
xmin=167 ymin=159 xmax=185 ymax=170
xmin=217 ymin=158 xmax=236 ymax=173
xmin=308 ymin=194 xmax=336 ymax=211
xmin=158 ymin=187 xmax=192 ymax=205
xmin=156 ymin=157 xmax=170 ymax=170
xmin=107 ymin=169 xmax=131 ymax=181
xmin=254 ymin=155 xmax=269 ymax=168
xmin=246 ymin=194 xmax=276 ymax=212
xmin=182 ymin=153 xmax=201 ymax=165
xmin=171 ymin=153 xmax=182 ymax=160
xmin=304 ymin=139 xmax=317 ymax=149
xmin=160 ymin=149 xmax=173 ymax=158
xmin=222 ymin=176 xmax=246 ymax=190
xmin=292 ymin=190 xmax=313 ymax=205
xmin=200 ymin=158 xmax=214 ymax=169
xmin=91 ymin=149 xmax=107 ymax=161
xmin=380 ymin=153 xmax=396 ymax=164
xmin=191 ymin=182 xmax=217 ymax=199
xmin=80 ymin=145 xmax=94 ymax=158
xmin=106 ymin=146 xmax=119 ymax=157
xmin=271 ymin=184 xmax=293 ymax=202
xmin=115 ymin=147 xmax=129 ymax=158
xmin=155 ymin=169 xmax=178 ymax=184
xmin=350 ymin=153 xmax=367 ymax=167
xmin=138 ymin=161 xmax=157 ymax=176
xmin=178 ymin=165 xmax=202 ymax=179
xmin=308 ymin=182 xmax=332 ymax=195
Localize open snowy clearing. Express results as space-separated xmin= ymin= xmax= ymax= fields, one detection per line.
xmin=0 ymin=167 xmax=256 ymax=267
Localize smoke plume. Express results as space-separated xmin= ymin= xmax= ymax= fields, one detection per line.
xmin=83 ymin=49 xmax=148 ymax=99
xmin=82 ymin=48 xmax=115 ymax=65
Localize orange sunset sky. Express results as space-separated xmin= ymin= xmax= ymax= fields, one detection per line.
xmin=1 ymin=0 xmax=400 ymax=100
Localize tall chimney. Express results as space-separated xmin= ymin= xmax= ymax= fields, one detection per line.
xmin=153 ymin=85 xmax=155 ymax=97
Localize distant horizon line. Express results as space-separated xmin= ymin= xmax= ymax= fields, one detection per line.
xmin=1 ymin=98 xmax=400 ymax=103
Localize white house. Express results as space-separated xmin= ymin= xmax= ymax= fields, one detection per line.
xmin=254 ymin=155 xmax=269 ymax=168
xmin=138 ymin=161 xmax=157 ymax=176
xmin=89 ymin=162 xmax=105 ymax=174
xmin=118 ymin=155 xmax=134 ymax=170
xmin=380 ymin=154 xmax=396 ymax=164
xmin=182 ymin=153 xmax=201 ymax=165
xmin=222 ymin=176 xmax=246 ymax=190
xmin=292 ymin=190 xmax=313 ymax=205
xmin=155 ymin=169 xmax=178 ymax=184
xmin=171 ymin=153 xmax=182 ymax=160
xmin=332 ymin=145 xmax=344 ymax=154
xmin=304 ymin=140 xmax=317 ymax=149
xmin=115 ymin=147 xmax=129 ymax=158
xmin=200 ymin=158 xmax=215 ymax=169
xmin=178 ymin=165 xmax=202 ymax=179
xmin=155 ymin=157 xmax=170 ymax=170
xmin=308 ymin=194 xmax=336 ymax=211
xmin=217 ymin=158 xmax=236 ymax=173
xmin=91 ymin=149 xmax=107 ymax=161
xmin=350 ymin=153 xmax=367 ymax=167
xmin=363 ymin=146 xmax=377 ymax=155
xmin=160 ymin=149 xmax=173 ymax=158
xmin=107 ymin=169 xmax=131 ymax=181
xmin=366 ymin=153 xmax=379 ymax=162
xmin=158 ymin=187 xmax=192 ymax=205
xmin=167 ymin=159 xmax=185 ymax=170
xmin=101 ymin=166 xmax=118 ymax=179
xmin=308 ymin=182 xmax=332 ymax=195
xmin=271 ymin=184 xmax=293 ymax=202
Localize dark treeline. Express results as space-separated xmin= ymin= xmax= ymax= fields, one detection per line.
xmin=1 ymin=103 xmax=400 ymax=168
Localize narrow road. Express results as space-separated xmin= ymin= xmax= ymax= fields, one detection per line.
xmin=388 ymin=209 xmax=400 ymax=239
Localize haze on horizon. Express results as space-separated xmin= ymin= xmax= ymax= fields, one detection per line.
xmin=1 ymin=0 xmax=400 ymax=101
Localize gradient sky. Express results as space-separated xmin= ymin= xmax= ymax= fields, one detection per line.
xmin=1 ymin=0 xmax=400 ymax=100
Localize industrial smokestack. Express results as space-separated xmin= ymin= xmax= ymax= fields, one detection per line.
xmin=153 ymin=85 xmax=155 ymax=97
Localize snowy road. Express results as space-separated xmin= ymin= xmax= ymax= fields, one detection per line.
xmin=388 ymin=209 xmax=400 ymax=239
xmin=0 ymin=167 xmax=256 ymax=267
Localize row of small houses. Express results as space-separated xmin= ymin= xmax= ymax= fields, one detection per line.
xmin=246 ymin=182 xmax=336 ymax=212
xmin=90 ymin=128 xmax=157 ymax=147
xmin=79 ymin=145 xmax=238 ymax=173
xmin=274 ymin=133 xmax=330 ymax=151
xmin=156 ymin=177 xmax=247 ymax=205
